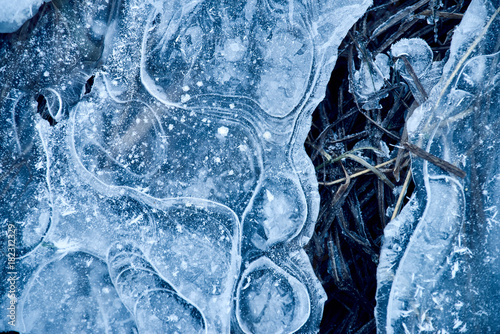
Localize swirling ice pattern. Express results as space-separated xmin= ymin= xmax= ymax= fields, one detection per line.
xmin=0 ymin=0 xmax=371 ymax=333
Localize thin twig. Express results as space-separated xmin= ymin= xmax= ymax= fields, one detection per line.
xmin=370 ymin=0 xmax=431 ymax=40
xmin=358 ymin=110 xmax=401 ymax=141
xmin=315 ymin=146 xmax=386 ymax=170
xmin=391 ymin=168 xmax=412 ymax=220
xmin=342 ymin=155 xmax=395 ymax=189
xmin=314 ymin=108 xmax=360 ymax=146
xmin=399 ymin=54 xmax=429 ymax=101
xmin=376 ymin=18 xmax=420 ymax=53
xmin=326 ymin=131 xmax=368 ymax=146
xmin=418 ymin=9 xmax=464 ymax=19
xmin=403 ymin=141 xmax=466 ymax=178
xmin=319 ymin=157 xmax=398 ymax=186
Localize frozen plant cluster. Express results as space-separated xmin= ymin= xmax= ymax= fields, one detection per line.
xmin=376 ymin=0 xmax=500 ymax=332
xmin=0 ymin=0 xmax=372 ymax=333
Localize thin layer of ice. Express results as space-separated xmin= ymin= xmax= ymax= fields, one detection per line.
xmin=0 ymin=0 xmax=50 ymax=33
xmin=1 ymin=0 xmax=372 ymax=332
xmin=20 ymin=252 xmax=136 ymax=333
xmin=107 ymin=243 xmax=206 ymax=333
xmin=236 ymin=257 xmax=310 ymax=334
xmin=376 ymin=0 xmax=500 ymax=332
xmin=391 ymin=38 xmax=437 ymax=105
xmin=350 ymin=53 xmax=390 ymax=110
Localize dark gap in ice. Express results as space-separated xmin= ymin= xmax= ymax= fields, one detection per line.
xmin=36 ymin=94 xmax=57 ymax=126
xmin=85 ymin=75 xmax=95 ymax=95
xmin=152 ymin=13 xmax=161 ymax=26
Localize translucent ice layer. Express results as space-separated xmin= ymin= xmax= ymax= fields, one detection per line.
xmin=1 ymin=0 xmax=372 ymax=333
xmin=376 ymin=0 xmax=500 ymax=332
xmin=0 ymin=0 xmax=50 ymax=33
xmin=350 ymin=53 xmax=390 ymax=110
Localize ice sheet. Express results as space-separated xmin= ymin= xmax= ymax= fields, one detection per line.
xmin=376 ymin=0 xmax=500 ymax=332
xmin=0 ymin=0 xmax=372 ymax=332
xmin=0 ymin=0 xmax=49 ymax=33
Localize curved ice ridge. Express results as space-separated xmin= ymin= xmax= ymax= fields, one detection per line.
xmin=0 ymin=0 xmax=371 ymax=332
xmin=376 ymin=0 xmax=500 ymax=332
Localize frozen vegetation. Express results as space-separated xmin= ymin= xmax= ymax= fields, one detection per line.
xmin=0 ymin=0 xmax=372 ymax=333
xmin=376 ymin=0 xmax=500 ymax=332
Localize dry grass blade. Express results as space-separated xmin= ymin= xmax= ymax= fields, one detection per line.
xmin=315 ymin=146 xmax=386 ymax=170
xmin=343 ymin=154 xmax=395 ymax=188
xmin=319 ymin=157 xmax=398 ymax=186
xmin=399 ymin=55 xmax=429 ymax=101
xmin=370 ymin=0 xmax=431 ymax=40
xmin=332 ymin=162 xmax=351 ymax=203
xmin=376 ymin=17 xmax=420 ymax=53
xmin=358 ymin=110 xmax=401 ymax=140
xmin=391 ymin=168 xmax=413 ymax=220
xmin=327 ymin=231 xmax=353 ymax=290
xmin=403 ymin=141 xmax=466 ymax=178
xmin=418 ymin=9 xmax=464 ymax=19
xmin=319 ymin=163 xmax=352 ymax=240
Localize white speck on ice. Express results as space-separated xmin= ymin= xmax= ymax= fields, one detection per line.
xmin=453 ymin=319 xmax=463 ymax=329
xmin=61 ymin=209 xmax=76 ymax=217
xmin=451 ymin=261 xmax=459 ymax=278
xmin=128 ymin=214 xmax=143 ymax=226
xmin=265 ymin=189 xmax=275 ymax=201
xmin=217 ymin=126 xmax=229 ymax=137
xmin=263 ymin=131 xmax=272 ymax=140
xmin=181 ymin=94 xmax=191 ymax=103
xmin=223 ymin=38 xmax=246 ymax=62
xmin=166 ymin=315 xmax=179 ymax=322
xmin=35 ymin=160 xmax=44 ymax=170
